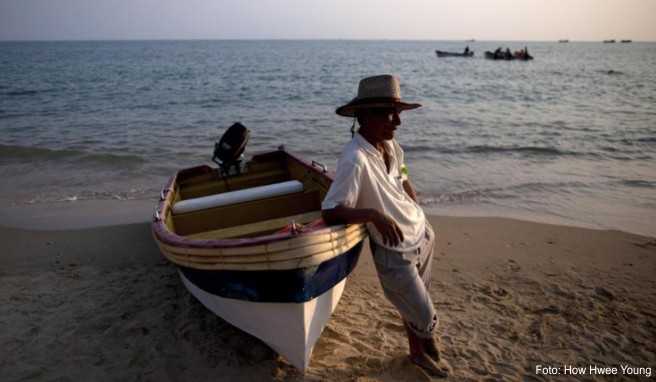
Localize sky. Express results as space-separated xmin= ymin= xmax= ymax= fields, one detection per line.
xmin=1 ymin=0 xmax=655 ymax=41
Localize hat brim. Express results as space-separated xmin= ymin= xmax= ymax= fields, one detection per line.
xmin=336 ymin=98 xmax=422 ymax=118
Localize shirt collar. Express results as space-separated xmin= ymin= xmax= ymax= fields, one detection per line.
xmin=354 ymin=133 xmax=380 ymax=158
xmin=355 ymin=133 xmax=394 ymax=160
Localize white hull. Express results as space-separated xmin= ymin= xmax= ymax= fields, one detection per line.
xmin=179 ymin=270 xmax=346 ymax=370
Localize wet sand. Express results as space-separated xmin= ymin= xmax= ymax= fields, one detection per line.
xmin=1 ymin=213 xmax=655 ymax=381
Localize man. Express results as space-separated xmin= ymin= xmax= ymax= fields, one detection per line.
xmin=494 ymin=46 xmax=502 ymax=59
xmin=321 ymin=74 xmax=448 ymax=377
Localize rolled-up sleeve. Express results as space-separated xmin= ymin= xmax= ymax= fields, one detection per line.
xmin=321 ymin=159 xmax=363 ymax=210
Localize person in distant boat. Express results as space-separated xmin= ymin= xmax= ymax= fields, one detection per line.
xmin=464 ymin=45 xmax=470 ymax=54
xmin=494 ymin=47 xmax=502 ymax=59
xmin=322 ymin=75 xmax=449 ymax=378
xmin=505 ymin=47 xmax=512 ymax=59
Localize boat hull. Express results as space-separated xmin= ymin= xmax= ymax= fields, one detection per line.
xmin=177 ymin=239 xmax=362 ymax=369
xmin=180 ymin=271 xmax=347 ymax=371
xmin=178 ymin=240 xmax=362 ymax=303
xmin=435 ymin=50 xmax=473 ymax=57
xmin=484 ymin=51 xmax=534 ymax=61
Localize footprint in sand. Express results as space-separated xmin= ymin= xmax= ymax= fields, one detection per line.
xmin=633 ymin=239 xmax=656 ymax=250
xmin=388 ymin=356 xmax=433 ymax=382
xmin=594 ymin=287 xmax=615 ymax=301
xmin=528 ymin=317 xmax=546 ymax=342
xmin=382 ymin=321 xmax=404 ymax=332
xmin=351 ymin=339 xmax=385 ymax=357
xmin=507 ymin=259 xmax=521 ymax=272
xmin=470 ymin=293 xmax=493 ymax=305
xmin=533 ymin=305 xmax=560 ymax=315
xmin=480 ymin=284 xmax=512 ymax=301
xmin=323 ymin=325 xmax=352 ymax=344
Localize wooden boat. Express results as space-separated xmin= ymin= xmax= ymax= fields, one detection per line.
xmin=558 ymin=39 xmax=569 ymax=43
xmin=435 ymin=49 xmax=474 ymax=57
xmin=151 ymin=137 xmax=368 ymax=370
xmin=603 ymin=39 xmax=616 ymax=43
xmin=621 ymin=40 xmax=632 ymax=43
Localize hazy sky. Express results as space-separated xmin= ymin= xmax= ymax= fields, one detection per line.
xmin=1 ymin=0 xmax=655 ymax=41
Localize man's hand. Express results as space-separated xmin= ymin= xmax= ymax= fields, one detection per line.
xmin=322 ymin=205 xmax=404 ymax=247
xmin=371 ymin=210 xmax=404 ymax=247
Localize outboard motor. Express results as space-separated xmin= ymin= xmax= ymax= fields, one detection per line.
xmin=212 ymin=122 xmax=250 ymax=178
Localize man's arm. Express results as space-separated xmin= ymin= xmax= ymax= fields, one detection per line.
xmin=402 ymin=179 xmax=417 ymax=202
xmin=322 ymin=205 xmax=404 ymax=247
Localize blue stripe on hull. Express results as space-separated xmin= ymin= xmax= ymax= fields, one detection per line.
xmin=179 ymin=240 xmax=364 ymax=303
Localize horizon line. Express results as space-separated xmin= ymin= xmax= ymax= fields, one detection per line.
xmin=0 ymin=37 xmax=653 ymax=43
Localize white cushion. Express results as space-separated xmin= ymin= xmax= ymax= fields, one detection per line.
xmin=172 ymin=180 xmax=304 ymax=215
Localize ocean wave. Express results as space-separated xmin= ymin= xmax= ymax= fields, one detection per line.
xmin=2 ymin=88 xmax=57 ymax=97
xmin=22 ymin=188 xmax=160 ymax=205
xmin=3 ymin=90 xmax=40 ymax=96
xmin=403 ymin=144 xmax=438 ymax=153
xmin=597 ymin=69 xmax=624 ymax=76
xmin=422 ymin=189 xmax=497 ymax=205
xmin=404 ymin=143 xmax=587 ymax=157
xmin=422 ymin=181 xmax=590 ymax=205
xmin=620 ymin=180 xmax=656 ymax=189
xmin=0 ymin=144 xmax=145 ymax=167
xmin=467 ymin=145 xmax=568 ymax=156
xmin=0 ymin=110 xmax=61 ymax=120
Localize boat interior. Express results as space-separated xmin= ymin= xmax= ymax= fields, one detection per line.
xmin=165 ymin=151 xmax=331 ymax=239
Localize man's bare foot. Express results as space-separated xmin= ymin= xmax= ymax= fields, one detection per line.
xmin=422 ymin=337 xmax=440 ymax=362
xmin=409 ymin=353 xmax=449 ymax=378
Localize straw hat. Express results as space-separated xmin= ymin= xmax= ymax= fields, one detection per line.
xmin=336 ymin=74 xmax=422 ymax=117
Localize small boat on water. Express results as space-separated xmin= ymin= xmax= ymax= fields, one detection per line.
xmin=603 ymin=39 xmax=616 ymax=43
xmin=435 ymin=49 xmax=474 ymax=57
xmin=151 ymin=123 xmax=368 ymax=370
xmin=621 ymin=40 xmax=632 ymax=43
xmin=484 ymin=50 xmax=533 ymax=61
xmin=558 ymin=39 xmax=569 ymax=43
xmin=484 ymin=51 xmax=510 ymax=60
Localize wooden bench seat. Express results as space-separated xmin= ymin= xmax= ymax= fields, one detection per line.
xmin=186 ymin=211 xmax=322 ymax=240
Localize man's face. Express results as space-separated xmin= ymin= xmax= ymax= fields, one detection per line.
xmin=362 ymin=107 xmax=401 ymax=141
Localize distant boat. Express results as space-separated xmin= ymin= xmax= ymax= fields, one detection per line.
xmin=484 ymin=49 xmax=533 ymax=61
xmin=435 ymin=49 xmax=474 ymax=58
xmin=603 ymin=39 xmax=616 ymax=43
xmin=465 ymin=39 xmax=476 ymax=42
xmin=485 ymin=51 xmax=510 ymax=60
xmin=558 ymin=39 xmax=569 ymax=43
xmin=621 ymin=40 xmax=632 ymax=43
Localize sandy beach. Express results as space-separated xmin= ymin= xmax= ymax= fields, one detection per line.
xmin=1 ymin=209 xmax=655 ymax=381
xmin=3 ymin=1 xmax=656 ymax=380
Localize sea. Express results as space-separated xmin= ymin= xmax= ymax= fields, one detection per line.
xmin=1 ymin=40 xmax=655 ymax=236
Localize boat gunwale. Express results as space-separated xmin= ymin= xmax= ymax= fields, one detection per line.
xmin=151 ymin=150 xmax=365 ymax=250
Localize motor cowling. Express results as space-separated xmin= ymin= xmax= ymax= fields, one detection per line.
xmin=213 ymin=122 xmax=250 ymax=176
